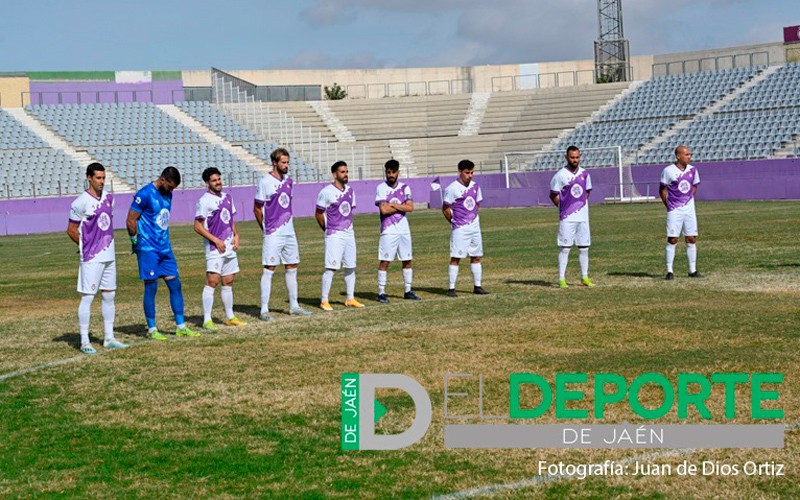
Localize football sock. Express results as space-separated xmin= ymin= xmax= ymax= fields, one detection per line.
xmin=165 ymin=277 xmax=185 ymax=327
xmin=78 ymin=293 xmax=95 ymax=346
xmin=144 ymin=280 xmax=158 ymax=329
xmin=101 ymin=291 xmax=115 ymax=341
xmin=261 ymin=268 xmax=274 ymax=314
xmin=686 ymin=243 xmax=697 ymax=273
xmin=403 ymin=268 xmax=413 ymax=293
xmin=470 ymin=263 xmax=482 ymax=287
xmin=578 ymin=248 xmax=590 ymax=278
xmin=285 ymin=268 xmax=299 ymax=310
xmin=377 ymin=270 xmax=387 ymax=294
xmin=666 ymin=243 xmax=677 ymax=273
xmin=220 ymin=286 xmax=234 ymax=320
xmin=344 ymin=268 xmax=356 ymax=300
xmin=558 ymin=247 xmax=571 ymax=280
xmin=202 ymin=286 xmax=215 ymax=322
xmin=448 ymin=265 xmax=459 ymax=289
xmin=321 ymin=269 xmax=335 ymax=302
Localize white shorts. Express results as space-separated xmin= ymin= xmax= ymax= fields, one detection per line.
xmin=450 ymin=226 xmax=483 ymax=258
xmin=262 ymin=233 xmax=300 ymax=266
xmin=77 ymin=260 xmax=116 ymax=294
xmin=558 ymin=220 xmax=591 ymax=247
xmin=666 ymin=209 xmax=698 ymax=238
xmin=206 ymin=255 xmax=240 ymax=276
xmin=325 ymin=233 xmax=357 ymax=270
xmin=378 ymin=233 xmax=413 ymax=262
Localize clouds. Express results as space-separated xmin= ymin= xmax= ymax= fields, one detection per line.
xmin=288 ymin=0 xmax=794 ymax=70
xmin=0 ymin=0 xmax=794 ymax=72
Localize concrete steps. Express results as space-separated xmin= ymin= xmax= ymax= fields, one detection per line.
xmin=158 ymin=104 xmax=271 ymax=174
xmin=9 ymin=107 xmax=135 ymax=192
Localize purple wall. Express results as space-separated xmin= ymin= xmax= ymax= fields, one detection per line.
xmin=1 ymin=159 xmax=798 ymax=236
xmin=29 ymin=81 xmax=184 ymax=105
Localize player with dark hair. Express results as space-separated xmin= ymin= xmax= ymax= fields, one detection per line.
xmin=126 ymin=167 xmax=199 ymax=340
xmin=442 ymin=159 xmax=488 ymax=297
xmin=375 ymin=159 xmax=419 ymax=303
xmin=67 ymin=162 xmax=128 ymax=353
xmin=194 ymin=167 xmax=245 ymax=331
xmin=549 ymin=145 xmax=594 ymax=288
xmin=254 ymin=147 xmax=313 ymax=321
xmin=316 ymin=161 xmax=363 ymax=310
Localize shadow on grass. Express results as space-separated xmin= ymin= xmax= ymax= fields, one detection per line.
xmin=52 ymin=332 xmax=85 ymax=350
xmin=606 ymin=271 xmax=662 ymax=278
xmin=505 ymin=279 xmax=553 ymax=287
xmin=409 ymin=286 xmax=452 ymax=296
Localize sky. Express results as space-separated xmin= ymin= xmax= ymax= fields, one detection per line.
xmin=0 ymin=0 xmax=796 ymax=72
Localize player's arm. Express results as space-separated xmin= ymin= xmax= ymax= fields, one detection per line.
xmin=442 ymin=204 xmax=452 ymax=223
xmin=193 ymin=218 xmax=226 ymax=253
xmin=549 ymin=191 xmax=560 ymax=207
xmin=126 ymin=209 xmax=140 ymax=236
xmin=659 ymin=185 xmax=669 ymax=208
xmin=393 ymin=199 xmax=414 ymax=213
xmin=126 ymin=209 xmax=141 ymax=253
xmin=692 ymin=185 xmax=698 ymax=198
xmin=315 ymin=208 xmax=326 ymax=231
xmin=378 ymin=202 xmax=398 ymax=216
xmin=253 ymin=201 xmax=264 ymax=232
xmin=67 ymin=221 xmax=80 ymax=245
xmin=231 ymin=220 xmax=240 ymax=251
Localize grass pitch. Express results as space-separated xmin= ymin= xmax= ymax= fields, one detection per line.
xmin=0 ymin=201 xmax=798 ymax=498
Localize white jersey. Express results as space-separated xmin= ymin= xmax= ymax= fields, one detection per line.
xmin=443 ymin=179 xmax=482 ymax=231
xmin=195 ymin=190 xmax=237 ymax=259
xmin=550 ymin=167 xmax=592 ymax=223
xmin=69 ymin=190 xmax=116 ymax=263
xmin=660 ymin=164 xmax=700 ymax=213
xmin=316 ymin=184 xmax=356 ymax=236
xmin=375 ymin=181 xmax=412 ymax=235
xmin=255 ymin=172 xmax=296 ymax=237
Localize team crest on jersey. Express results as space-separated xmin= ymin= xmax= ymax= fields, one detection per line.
xmin=278 ymin=192 xmax=291 ymax=208
xmin=464 ymin=196 xmax=476 ymax=211
xmin=570 ymin=184 xmax=584 ymax=199
xmin=97 ymin=212 xmax=111 ymax=231
xmin=220 ymin=208 xmax=231 ymax=224
xmin=339 ymin=201 xmax=351 ymax=216
xmin=678 ymin=180 xmax=692 ymax=194
xmin=390 ymin=197 xmax=401 ymax=205
xmin=156 ymin=208 xmax=170 ymax=230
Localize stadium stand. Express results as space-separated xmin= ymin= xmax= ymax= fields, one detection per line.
xmin=544 ymin=66 xmax=765 ymax=167
xmin=639 ymin=63 xmax=800 ymax=164
xmin=3 ymin=61 xmax=799 ymax=199
xmin=25 ymin=102 xmax=257 ymax=190
xmin=0 ymin=108 xmax=85 ymax=197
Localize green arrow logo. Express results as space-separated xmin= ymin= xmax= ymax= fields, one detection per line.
xmin=374 ymin=399 xmax=388 ymax=423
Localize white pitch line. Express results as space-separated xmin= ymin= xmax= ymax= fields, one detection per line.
xmin=0 ymin=340 xmax=151 ymax=383
xmin=432 ymin=423 xmax=799 ymax=500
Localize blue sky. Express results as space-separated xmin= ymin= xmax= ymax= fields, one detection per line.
xmin=0 ymin=0 xmax=796 ymax=71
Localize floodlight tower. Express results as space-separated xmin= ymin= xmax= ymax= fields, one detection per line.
xmin=594 ymin=0 xmax=631 ymax=83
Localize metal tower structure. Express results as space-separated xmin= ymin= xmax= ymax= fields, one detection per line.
xmin=594 ymin=0 xmax=631 ymax=83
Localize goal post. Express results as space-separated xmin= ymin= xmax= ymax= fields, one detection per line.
xmin=502 ymin=145 xmax=645 ymax=201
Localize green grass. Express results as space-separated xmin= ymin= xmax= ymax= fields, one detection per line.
xmin=0 ymin=201 xmax=798 ymax=498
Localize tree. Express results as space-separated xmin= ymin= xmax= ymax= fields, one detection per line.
xmin=324 ymin=82 xmax=347 ymax=100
